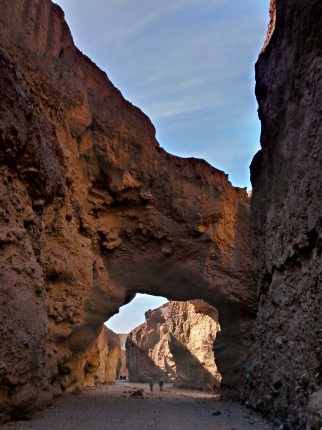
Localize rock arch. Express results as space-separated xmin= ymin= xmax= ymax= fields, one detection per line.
xmin=0 ymin=0 xmax=256 ymax=421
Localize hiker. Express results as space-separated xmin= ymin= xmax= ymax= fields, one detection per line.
xmin=149 ymin=378 xmax=154 ymax=392
xmin=159 ymin=379 xmax=164 ymax=392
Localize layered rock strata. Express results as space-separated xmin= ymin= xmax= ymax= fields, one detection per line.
xmin=246 ymin=0 xmax=322 ymax=428
xmin=126 ymin=300 xmax=221 ymax=390
xmin=0 ymin=0 xmax=254 ymax=421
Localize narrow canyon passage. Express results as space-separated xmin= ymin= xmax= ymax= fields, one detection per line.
xmin=2 ymin=383 xmax=271 ymax=430
xmin=0 ymin=0 xmax=320 ymax=427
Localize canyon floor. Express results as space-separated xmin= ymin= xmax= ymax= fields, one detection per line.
xmin=1 ymin=382 xmax=272 ymax=430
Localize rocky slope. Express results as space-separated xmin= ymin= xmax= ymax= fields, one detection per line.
xmin=126 ymin=300 xmax=220 ymax=390
xmin=0 ymin=0 xmax=254 ymax=422
xmin=245 ymin=0 xmax=322 ymax=428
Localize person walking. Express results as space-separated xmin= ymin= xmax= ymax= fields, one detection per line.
xmin=149 ymin=378 xmax=154 ymax=392
xmin=159 ymin=379 xmax=164 ymax=392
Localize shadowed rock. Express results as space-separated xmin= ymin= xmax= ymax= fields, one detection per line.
xmin=246 ymin=0 xmax=322 ymax=427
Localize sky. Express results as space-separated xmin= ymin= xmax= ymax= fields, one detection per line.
xmin=53 ymin=0 xmax=269 ymax=332
xmin=106 ymin=293 xmax=168 ymax=333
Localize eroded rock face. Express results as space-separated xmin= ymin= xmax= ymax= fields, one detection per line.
xmin=126 ymin=300 xmax=221 ymax=390
xmin=83 ymin=326 xmax=124 ymax=387
xmin=118 ymin=334 xmax=129 ymax=380
xmin=0 ymin=0 xmax=254 ymax=421
xmin=246 ymin=0 xmax=322 ymax=428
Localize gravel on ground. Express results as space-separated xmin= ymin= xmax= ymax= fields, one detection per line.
xmin=1 ymin=382 xmax=272 ymax=430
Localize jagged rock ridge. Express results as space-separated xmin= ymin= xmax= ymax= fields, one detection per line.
xmin=126 ymin=300 xmax=221 ymax=390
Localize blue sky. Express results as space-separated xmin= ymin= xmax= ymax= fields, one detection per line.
xmin=106 ymin=294 xmax=168 ymax=333
xmin=54 ymin=0 xmax=269 ymax=332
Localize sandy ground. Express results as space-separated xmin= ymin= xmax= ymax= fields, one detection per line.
xmin=1 ymin=382 xmax=272 ymax=430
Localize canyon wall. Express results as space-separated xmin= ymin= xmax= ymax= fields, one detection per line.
xmin=0 ymin=0 xmax=254 ymax=421
xmin=246 ymin=0 xmax=322 ymax=428
xmin=126 ymin=300 xmax=221 ymax=390
xmin=1 ymin=0 xmax=320 ymax=426
xmin=83 ymin=326 xmax=124 ymax=388
xmin=118 ymin=333 xmax=129 ymax=380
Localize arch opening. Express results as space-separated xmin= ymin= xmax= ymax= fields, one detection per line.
xmin=85 ymin=293 xmax=223 ymax=392
xmin=61 ymin=251 xmax=256 ymax=400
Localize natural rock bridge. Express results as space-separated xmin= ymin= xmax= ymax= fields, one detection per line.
xmin=0 ymin=0 xmax=321 ymax=428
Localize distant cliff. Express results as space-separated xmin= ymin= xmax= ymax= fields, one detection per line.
xmin=126 ymin=300 xmax=220 ymax=390
xmin=83 ymin=326 xmax=126 ymax=387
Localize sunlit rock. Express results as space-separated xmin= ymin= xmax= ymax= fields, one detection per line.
xmin=126 ymin=300 xmax=221 ymax=391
